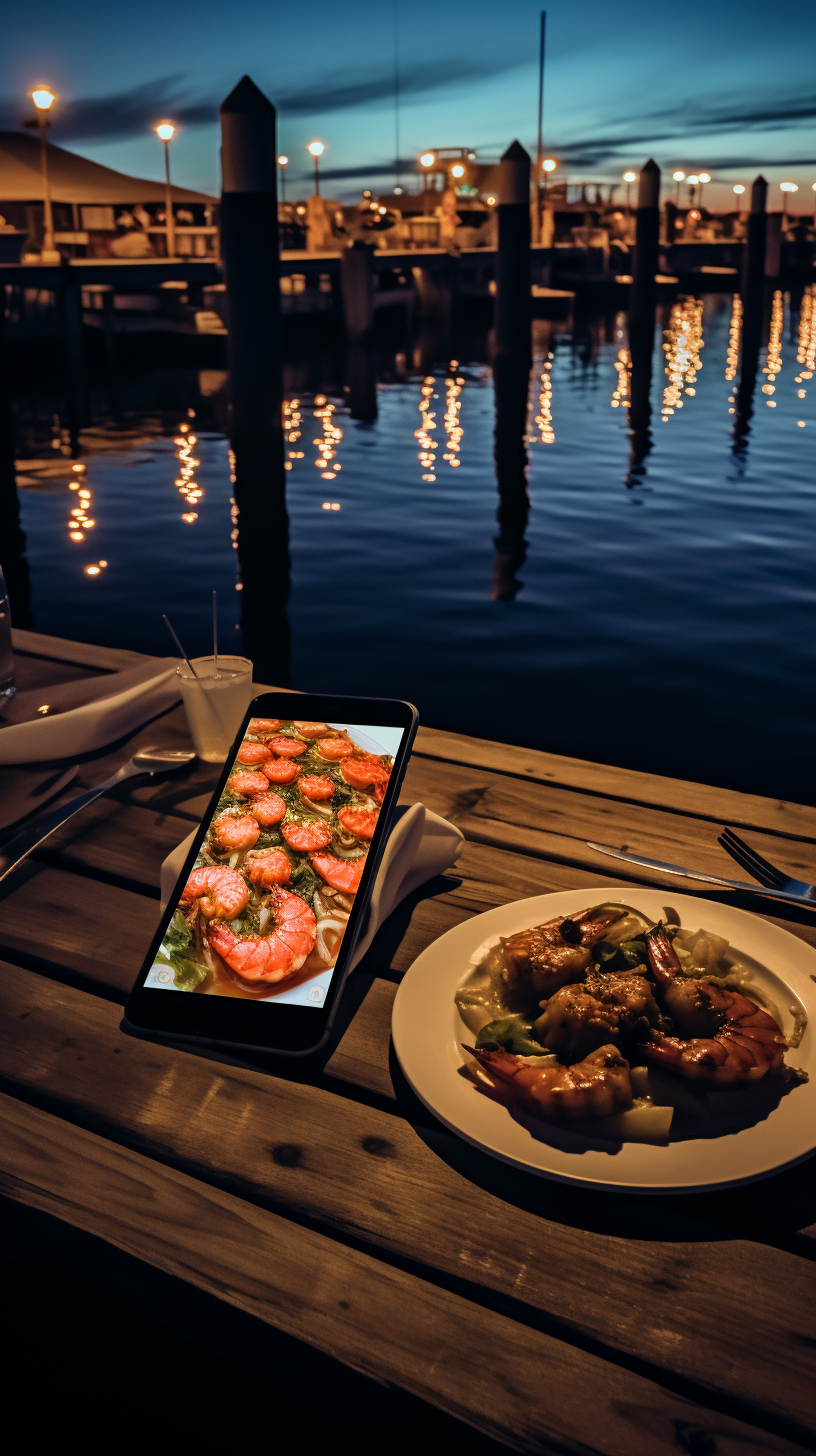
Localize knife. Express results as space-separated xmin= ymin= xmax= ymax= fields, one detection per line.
xmin=586 ymin=842 xmax=816 ymax=909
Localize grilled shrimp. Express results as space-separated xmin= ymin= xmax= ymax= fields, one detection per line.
xmin=236 ymin=741 xmax=271 ymax=765
xmin=282 ymin=820 xmax=333 ymax=851
xmin=248 ymin=791 xmax=287 ymax=827
xmin=534 ymin=969 xmax=661 ymax=1061
xmin=310 ymin=851 xmax=366 ymax=894
xmin=294 ymin=720 xmax=330 ymax=739
xmin=229 ymin=769 xmax=269 ymax=798
xmin=299 ymin=774 xmax=335 ymax=801
xmin=208 ymin=887 xmax=316 ymax=983
xmin=180 ymin=866 xmax=248 ymax=921
xmin=245 ymin=848 xmax=291 ymax=887
xmin=266 ymin=736 xmax=308 ymax=757
xmin=341 ymin=756 xmax=392 ymax=792
xmin=248 ymin=717 xmax=281 ymax=735
xmin=470 ymin=1043 xmax=632 ymax=1121
xmin=262 ymin=757 xmax=301 ymax=785
xmin=499 ymin=905 xmax=626 ymax=1009
xmin=317 ymin=736 xmax=354 ymax=761
xmin=643 ymin=927 xmax=786 ymax=1084
xmin=210 ymin=811 xmax=260 ymax=853
xmin=337 ymin=806 xmax=378 ymax=840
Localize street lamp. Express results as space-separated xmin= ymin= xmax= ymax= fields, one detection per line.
xmin=154 ymin=122 xmax=176 ymax=258
xmin=307 ymin=140 xmax=325 ymax=195
xmin=419 ymin=152 xmax=435 ymax=168
xmin=698 ymin=171 xmax=710 ymax=209
xmin=672 ymin=170 xmax=685 ymax=204
xmin=541 ymin=157 xmax=557 ymax=200
xmin=622 ymin=170 xmax=636 ymax=208
xmin=277 ymin=154 xmax=288 ymax=204
xmin=780 ymin=181 xmax=798 ymax=216
xmin=31 ymin=86 xmax=57 ymax=259
xmin=687 ymin=174 xmax=699 ymax=206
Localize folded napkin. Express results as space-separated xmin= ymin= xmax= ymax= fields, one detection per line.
xmin=0 ymin=659 xmax=182 ymax=765
xmin=161 ymin=801 xmax=464 ymax=971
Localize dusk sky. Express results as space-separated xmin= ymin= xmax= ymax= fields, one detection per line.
xmin=2 ymin=0 xmax=814 ymax=207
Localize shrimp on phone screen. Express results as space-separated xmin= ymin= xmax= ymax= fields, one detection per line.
xmin=469 ymin=1043 xmax=633 ymax=1121
xmin=248 ymin=792 xmax=287 ymax=827
xmin=245 ymin=848 xmax=292 ymax=887
xmin=208 ymin=887 xmax=316 ymax=982
xmin=210 ymin=812 xmax=260 ymax=854
xmin=337 ymin=807 xmax=378 ymax=840
xmin=229 ymin=769 xmax=269 ymax=798
xmin=642 ymin=927 xmax=787 ymax=1085
xmin=310 ymin=851 xmax=366 ymax=895
xmin=180 ymin=866 xmax=248 ymax=922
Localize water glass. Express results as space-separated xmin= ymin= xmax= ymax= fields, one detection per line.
xmin=0 ymin=569 xmax=15 ymax=702
xmin=177 ymin=655 xmax=254 ymax=762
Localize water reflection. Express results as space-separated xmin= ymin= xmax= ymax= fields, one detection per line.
xmin=416 ymin=374 xmax=438 ymax=482
xmin=795 ymin=285 xmax=814 ymax=394
xmin=173 ymin=413 xmax=204 ymax=522
xmin=725 ymin=295 xmax=742 ymax=382
xmin=492 ymin=356 xmax=530 ymax=601
xmin=610 ymin=348 xmax=631 ymax=411
xmin=442 ymin=366 xmax=464 ymax=467
xmin=761 ymin=290 xmax=783 ymax=410
xmin=533 ymin=356 xmax=555 ymax=444
xmin=660 ymin=298 xmax=703 ymax=422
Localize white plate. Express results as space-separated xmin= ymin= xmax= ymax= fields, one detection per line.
xmin=391 ymin=887 xmax=816 ymax=1193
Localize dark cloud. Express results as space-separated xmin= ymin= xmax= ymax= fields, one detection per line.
xmin=0 ymin=56 xmax=520 ymax=145
xmin=0 ymin=76 xmax=215 ymax=143
xmin=275 ymin=57 xmax=520 ymax=115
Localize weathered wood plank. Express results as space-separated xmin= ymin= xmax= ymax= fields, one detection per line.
xmin=1 ymin=963 xmax=813 ymax=1437
xmin=2 ymin=1093 xmax=800 ymax=1456
xmin=413 ymin=727 xmax=816 ymax=842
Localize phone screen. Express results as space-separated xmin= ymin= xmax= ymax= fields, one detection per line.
xmin=143 ymin=715 xmax=407 ymax=1013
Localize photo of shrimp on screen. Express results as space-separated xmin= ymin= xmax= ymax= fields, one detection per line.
xmin=144 ymin=720 xmax=403 ymax=1007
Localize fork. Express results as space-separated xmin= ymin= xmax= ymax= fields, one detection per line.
xmin=718 ymin=827 xmax=816 ymax=903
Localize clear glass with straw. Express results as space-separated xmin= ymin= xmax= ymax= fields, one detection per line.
xmin=165 ymin=602 xmax=254 ymax=763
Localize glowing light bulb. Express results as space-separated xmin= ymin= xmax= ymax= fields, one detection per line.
xmin=672 ymin=171 xmax=685 ymax=182
xmin=622 ymin=171 xmax=636 ymax=183
xmin=451 ymin=164 xmax=465 ymax=178
xmin=307 ymin=140 xmax=325 ymax=158
xmin=542 ymin=159 xmax=557 ymax=173
xmin=31 ymin=87 xmax=56 ymax=111
xmin=733 ymin=184 xmax=745 ymax=195
xmin=155 ymin=122 xmax=175 ymax=142
xmin=419 ymin=152 xmax=435 ymax=168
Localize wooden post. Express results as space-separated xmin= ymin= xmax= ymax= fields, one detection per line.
xmin=346 ymin=341 xmax=377 ymax=421
xmin=492 ymin=354 xmax=529 ymax=600
xmin=628 ymin=159 xmax=660 ymax=354
xmin=735 ymin=175 xmax=767 ymax=445
xmin=341 ymin=242 xmax=374 ymax=339
xmin=219 ymin=75 xmax=289 ymax=686
xmin=495 ymin=141 xmax=531 ymax=364
xmin=59 ymin=261 xmax=91 ymax=452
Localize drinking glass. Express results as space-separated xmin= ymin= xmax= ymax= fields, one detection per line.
xmin=177 ymin=655 xmax=253 ymax=762
xmin=0 ymin=569 xmax=15 ymax=701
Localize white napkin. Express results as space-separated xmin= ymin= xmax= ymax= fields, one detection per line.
xmin=160 ymin=801 xmax=464 ymax=971
xmin=0 ymin=659 xmax=182 ymax=766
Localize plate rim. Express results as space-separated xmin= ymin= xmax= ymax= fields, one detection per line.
xmin=391 ymin=886 xmax=816 ymax=1194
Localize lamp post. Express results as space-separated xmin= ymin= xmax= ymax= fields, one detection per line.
xmin=31 ymin=86 xmax=57 ymax=259
xmin=733 ymin=183 xmax=745 ymax=217
xmin=780 ymin=181 xmax=798 ymax=217
xmin=672 ymin=170 xmax=684 ymax=205
xmin=541 ymin=156 xmax=556 ymax=201
xmin=277 ymin=154 xmax=288 ymax=204
xmin=687 ymin=174 xmax=699 ymax=208
xmin=307 ymin=140 xmax=325 ymax=195
xmin=698 ymin=171 xmax=710 ymax=210
xmin=623 ymin=170 xmax=636 ymax=209
xmin=155 ymin=122 xmax=176 ymax=258
xmin=419 ymin=150 xmax=435 ymax=214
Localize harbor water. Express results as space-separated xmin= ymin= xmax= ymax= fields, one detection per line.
xmin=11 ymin=290 xmax=815 ymax=801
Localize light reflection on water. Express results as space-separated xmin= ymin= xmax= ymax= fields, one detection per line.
xmin=13 ymin=289 xmax=815 ymax=799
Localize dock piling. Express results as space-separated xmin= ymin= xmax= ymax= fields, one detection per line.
xmin=341 ymin=242 xmax=374 ymax=339
xmin=59 ymin=262 xmax=91 ymax=450
xmin=219 ymin=75 xmax=289 ymax=684
xmin=628 ymin=159 xmax=660 ymax=354
xmin=496 ymin=141 xmax=532 ymax=364
xmin=735 ymin=175 xmax=768 ymax=445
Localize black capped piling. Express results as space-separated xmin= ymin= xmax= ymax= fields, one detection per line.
xmin=219 ymin=76 xmax=289 ymax=683
xmin=628 ymin=159 xmax=660 ymax=356
xmin=495 ymin=141 xmax=532 ymax=364
xmin=735 ymin=175 xmax=767 ymax=442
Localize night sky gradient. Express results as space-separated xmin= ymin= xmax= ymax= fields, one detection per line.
xmin=2 ymin=0 xmax=814 ymax=204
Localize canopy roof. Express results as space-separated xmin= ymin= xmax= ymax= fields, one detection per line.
xmin=0 ymin=132 xmax=215 ymax=205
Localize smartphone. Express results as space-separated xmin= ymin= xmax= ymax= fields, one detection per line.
xmin=125 ymin=692 xmax=418 ymax=1056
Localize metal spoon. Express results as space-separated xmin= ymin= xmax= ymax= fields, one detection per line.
xmin=0 ymin=746 xmax=196 ymax=884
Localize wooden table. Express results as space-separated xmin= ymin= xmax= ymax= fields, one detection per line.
xmin=2 ymin=629 xmax=815 ymax=1454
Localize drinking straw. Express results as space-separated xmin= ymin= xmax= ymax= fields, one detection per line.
xmin=212 ymin=590 xmax=218 ymax=678
xmin=162 ymin=613 xmax=200 ymax=679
